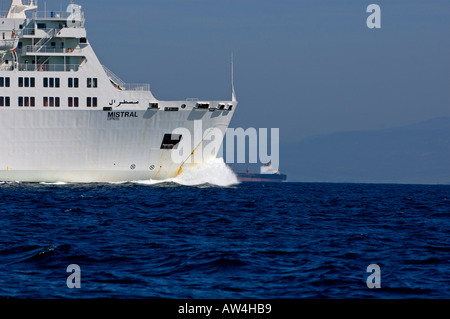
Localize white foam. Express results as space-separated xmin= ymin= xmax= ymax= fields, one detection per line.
xmin=39 ymin=182 xmax=68 ymax=185
xmin=133 ymin=158 xmax=239 ymax=187
xmin=173 ymin=158 xmax=239 ymax=187
xmin=106 ymin=181 xmax=129 ymax=185
xmin=133 ymin=179 xmax=175 ymax=186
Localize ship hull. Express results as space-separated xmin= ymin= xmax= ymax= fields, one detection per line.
xmin=236 ymin=173 xmax=287 ymax=183
xmin=0 ymin=108 xmax=233 ymax=183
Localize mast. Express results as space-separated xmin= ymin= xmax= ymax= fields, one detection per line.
xmin=231 ymin=52 xmax=237 ymax=102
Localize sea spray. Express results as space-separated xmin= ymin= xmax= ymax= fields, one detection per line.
xmin=174 ymin=158 xmax=239 ymax=187
xmin=133 ymin=158 xmax=239 ymax=187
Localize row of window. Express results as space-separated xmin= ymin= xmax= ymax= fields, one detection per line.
xmin=1 ymin=77 xmax=98 ymax=88
xmin=0 ymin=97 xmax=98 ymax=108
xmin=19 ymin=77 xmax=36 ymax=88
xmin=43 ymin=77 xmax=60 ymax=88
xmin=18 ymin=96 xmax=36 ymax=107
xmin=67 ymin=78 xmax=97 ymax=89
xmin=0 ymin=97 xmax=11 ymax=107
xmin=67 ymin=97 xmax=97 ymax=107
xmin=43 ymin=97 xmax=60 ymax=107
xmin=0 ymin=77 xmax=10 ymax=87
xmin=68 ymin=77 xmax=79 ymax=88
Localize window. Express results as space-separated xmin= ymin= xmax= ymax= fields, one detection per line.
xmin=44 ymin=97 xmax=60 ymax=107
xmin=68 ymin=97 xmax=79 ymax=107
xmin=87 ymin=78 xmax=98 ymax=88
xmin=19 ymin=97 xmax=35 ymax=107
xmin=0 ymin=77 xmax=10 ymax=87
xmin=0 ymin=97 xmax=11 ymax=107
xmin=18 ymin=77 xmax=35 ymax=88
xmin=87 ymin=97 xmax=98 ymax=107
xmin=68 ymin=77 xmax=79 ymax=88
xmin=43 ymin=77 xmax=60 ymax=88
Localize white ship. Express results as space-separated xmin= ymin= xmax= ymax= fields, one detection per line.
xmin=0 ymin=0 xmax=237 ymax=183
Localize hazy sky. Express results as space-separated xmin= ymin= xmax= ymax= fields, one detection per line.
xmin=8 ymin=0 xmax=449 ymax=143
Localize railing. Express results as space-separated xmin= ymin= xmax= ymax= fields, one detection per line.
xmin=18 ymin=63 xmax=80 ymax=72
xmin=102 ymin=65 xmax=125 ymax=87
xmin=32 ymin=11 xmax=84 ymax=20
xmin=0 ymin=10 xmax=84 ymax=20
xmin=21 ymin=28 xmax=37 ymax=36
xmin=21 ymin=28 xmax=56 ymax=36
xmin=121 ymin=83 xmax=151 ymax=92
xmin=21 ymin=28 xmax=59 ymax=38
xmin=102 ymin=65 xmax=150 ymax=92
xmin=23 ymin=45 xmax=81 ymax=54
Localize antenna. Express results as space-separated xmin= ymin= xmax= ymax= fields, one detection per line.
xmin=231 ymin=52 xmax=237 ymax=102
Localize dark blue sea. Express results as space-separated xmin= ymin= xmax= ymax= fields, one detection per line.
xmin=0 ymin=181 xmax=449 ymax=299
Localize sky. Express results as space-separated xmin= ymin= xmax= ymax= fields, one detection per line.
xmin=5 ymin=0 xmax=449 ymax=144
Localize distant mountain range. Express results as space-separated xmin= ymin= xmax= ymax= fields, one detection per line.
xmin=281 ymin=117 xmax=450 ymax=184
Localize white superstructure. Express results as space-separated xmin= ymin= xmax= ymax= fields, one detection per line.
xmin=0 ymin=0 xmax=237 ymax=182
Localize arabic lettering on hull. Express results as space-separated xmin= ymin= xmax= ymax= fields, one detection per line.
xmin=109 ymin=99 xmax=140 ymax=107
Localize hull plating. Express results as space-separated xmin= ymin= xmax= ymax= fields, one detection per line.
xmin=0 ymin=109 xmax=233 ymax=182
